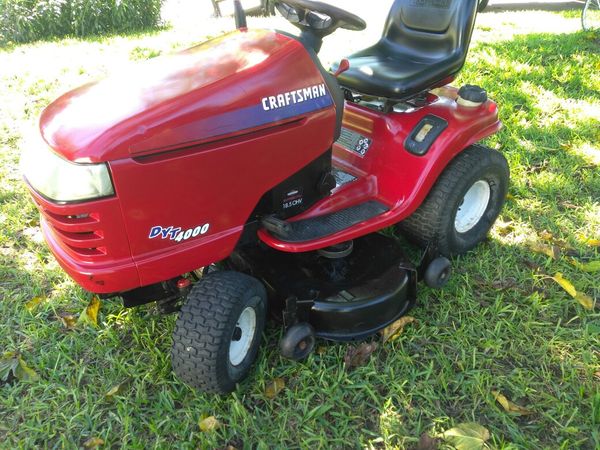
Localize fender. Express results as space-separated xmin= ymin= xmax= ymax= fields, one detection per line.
xmin=258 ymin=86 xmax=502 ymax=252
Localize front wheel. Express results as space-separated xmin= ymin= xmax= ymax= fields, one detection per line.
xmin=171 ymin=271 xmax=267 ymax=393
xmin=398 ymin=145 xmax=509 ymax=256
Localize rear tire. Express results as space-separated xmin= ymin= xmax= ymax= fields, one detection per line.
xmin=171 ymin=271 xmax=267 ymax=393
xmin=398 ymin=145 xmax=509 ymax=257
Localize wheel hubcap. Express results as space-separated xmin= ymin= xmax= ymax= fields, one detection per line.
xmin=229 ymin=305 xmax=257 ymax=366
xmin=454 ymin=180 xmax=491 ymax=233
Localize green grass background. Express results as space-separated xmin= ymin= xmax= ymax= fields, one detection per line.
xmin=0 ymin=4 xmax=599 ymax=449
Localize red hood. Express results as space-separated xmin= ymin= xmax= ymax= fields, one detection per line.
xmin=40 ymin=29 xmax=301 ymax=163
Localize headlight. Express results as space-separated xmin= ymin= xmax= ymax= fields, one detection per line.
xmin=20 ymin=140 xmax=114 ymax=202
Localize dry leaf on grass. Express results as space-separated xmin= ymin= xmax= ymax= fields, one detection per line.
xmin=416 ymin=432 xmax=439 ymax=450
xmin=492 ymin=390 xmax=534 ymax=415
xmin=538 ymin=231 xmax=577 ymax=254
xmin=380 ymin=316 xmax=416 ymax=343
xmin=83 ymin=437 xmax=104 ymax=449
xmin=527 ymin=241 xmax=560 ymax=260
xmin=0 ymin=352 xmax=39 ymax=382
xmin=551 ymin=273 xmax=594 ymax=310
xmin=199 ymin=415 xmax=221 ymax=432
xmin=25 ymin=296 xmax=46 ymax=312
xmin=494 ymin=220 xmax=514 ymax=236
xmin=344 ymin=342 xmax=377 ymax=370
xmin=78 ymin=296 xmax=101 ymax=327
xmin=571 ymin=259 xmax=600 ymax=273
xmin=577 ymin=236 xmax=600 ymax=247
xmin=58 ymin=313 xmax=77 ymax=329
xmin=265 ymin=378 xmax=285 ymax=399
xmin=105 ymin=379 xmax=131 ymax=400
xmin=440 ymin=422 xmax=490 ymax=450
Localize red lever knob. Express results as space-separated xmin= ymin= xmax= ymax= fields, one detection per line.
xmin=333 ymin=59 xmax=350 ymax=78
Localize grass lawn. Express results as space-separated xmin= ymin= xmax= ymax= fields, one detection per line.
xmin=1 ymin=4 xmax=599 ymax=449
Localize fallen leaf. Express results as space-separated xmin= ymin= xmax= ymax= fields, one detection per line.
xmin=15 ymin=357 xmax=39 ymax=381
xmin=551 ymin=272 xmax=577 ymax=296
xmin=0 ymin=352 xmax=39 ymax=382
xmin=494 ymin=220 xmax=514 ymax=236
xmin=58 ymin=313 xmax=77 ymax=330
xmin=578 ymin=236 xmax=600 ymax=247
xmin=316 ymin=346 xmax=327 ymax=355
xmin=105 ymin=379 xmax=130 ymax=400
xmin=78 ymin=296 xmax=101 ymax=327
xmin=416 ymin=432 xmax=439 ymax=450
xmin=527 ymin=242 xmax=560 ymax=260
xmin=199 ymin=415 xmax=220 ymax=432
xmin=572 ymin=259 xmax=600 ymax=273
xmin=25 ymin=296 xmax=45 ymax=312
xmin=522 ymin=259 xmax=542 ymax=272
xmin=265 ymin=378 xmax=285 ymax=399
xmin=575 ymin=292 xmax=594 ymax=310
xmin=539 ymin=230 xmax=554 ymax=241
xmin=380 ymin=316 xmax=416 ymax=343
xmin=492 ymin=390 xmax=534 ymax=415
xmin=440 ymin=422 xmax=490 ymax=450
xmin=344 ymin=342 xmax=377 ymax=370
xmin=83 ymin=437 xmax=104 ymax=449
xmin=551 ymin=273 xmax=594 ymax=310
xmin=0 ymin=353 xmax=19 ymax=382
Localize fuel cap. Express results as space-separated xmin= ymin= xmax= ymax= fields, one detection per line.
xmin=457 ymin=84 xmax=488 ymax=106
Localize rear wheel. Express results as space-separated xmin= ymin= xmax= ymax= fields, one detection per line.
xmin=398 ymin=145 xmax=509 ymax=256
xmin=171 ymin=271 xmax=267 ymax=393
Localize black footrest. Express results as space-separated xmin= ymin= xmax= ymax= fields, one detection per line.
xmin=271 ymin=200 xmax=389 ymax=243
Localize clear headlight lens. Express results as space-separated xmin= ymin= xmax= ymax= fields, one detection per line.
xmin=20 ymin=142 xmax=114 ymax=202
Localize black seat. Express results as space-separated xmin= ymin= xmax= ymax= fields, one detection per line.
xmin=336 ymin=0 xmax=478 ymax=101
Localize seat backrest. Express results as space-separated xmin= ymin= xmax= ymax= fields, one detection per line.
xmin=380 ymin=0 xmax=478 ymax=62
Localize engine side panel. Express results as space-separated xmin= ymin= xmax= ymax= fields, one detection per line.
xmin=111 ymin=110 xmax=336 ymax=288
xmin=32 ymin=29 xmax=339 ymax=292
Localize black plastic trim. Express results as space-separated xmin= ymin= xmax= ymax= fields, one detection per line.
xmin=404 ymin=114 xmax=448 ymax=156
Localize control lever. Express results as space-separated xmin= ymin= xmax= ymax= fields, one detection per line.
xmin=332 ymin=59 xmax=350 ymax=77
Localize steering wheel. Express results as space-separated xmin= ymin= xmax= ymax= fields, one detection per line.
xmin=274 ymin=0 xmax=366 ymax=36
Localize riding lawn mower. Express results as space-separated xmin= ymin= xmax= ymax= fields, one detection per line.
xmin=21 ymin=0 xmax=510 ymax=393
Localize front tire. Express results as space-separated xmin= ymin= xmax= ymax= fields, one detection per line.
xmin=398 ymin=145 xmax=509 ymax=256
xmin=171 ymin=271 xmax=267 ymax=393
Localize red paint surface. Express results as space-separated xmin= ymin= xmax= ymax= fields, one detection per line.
xmin=258 ymin=87 xmax=501 ymax=251
xmin=32 ymin=29 xmax=338 ymax=293
xmin=29 ymin=31 xmax=501 ymax=294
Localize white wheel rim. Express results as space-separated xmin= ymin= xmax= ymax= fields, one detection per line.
xmin=229 ymin=306 xmax=257 ymax=366
xmin=454 ymin=180 xmax=491 ymax=233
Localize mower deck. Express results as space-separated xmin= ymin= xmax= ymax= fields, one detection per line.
xmin=231 ymin=233 xmax=416 ymax=341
